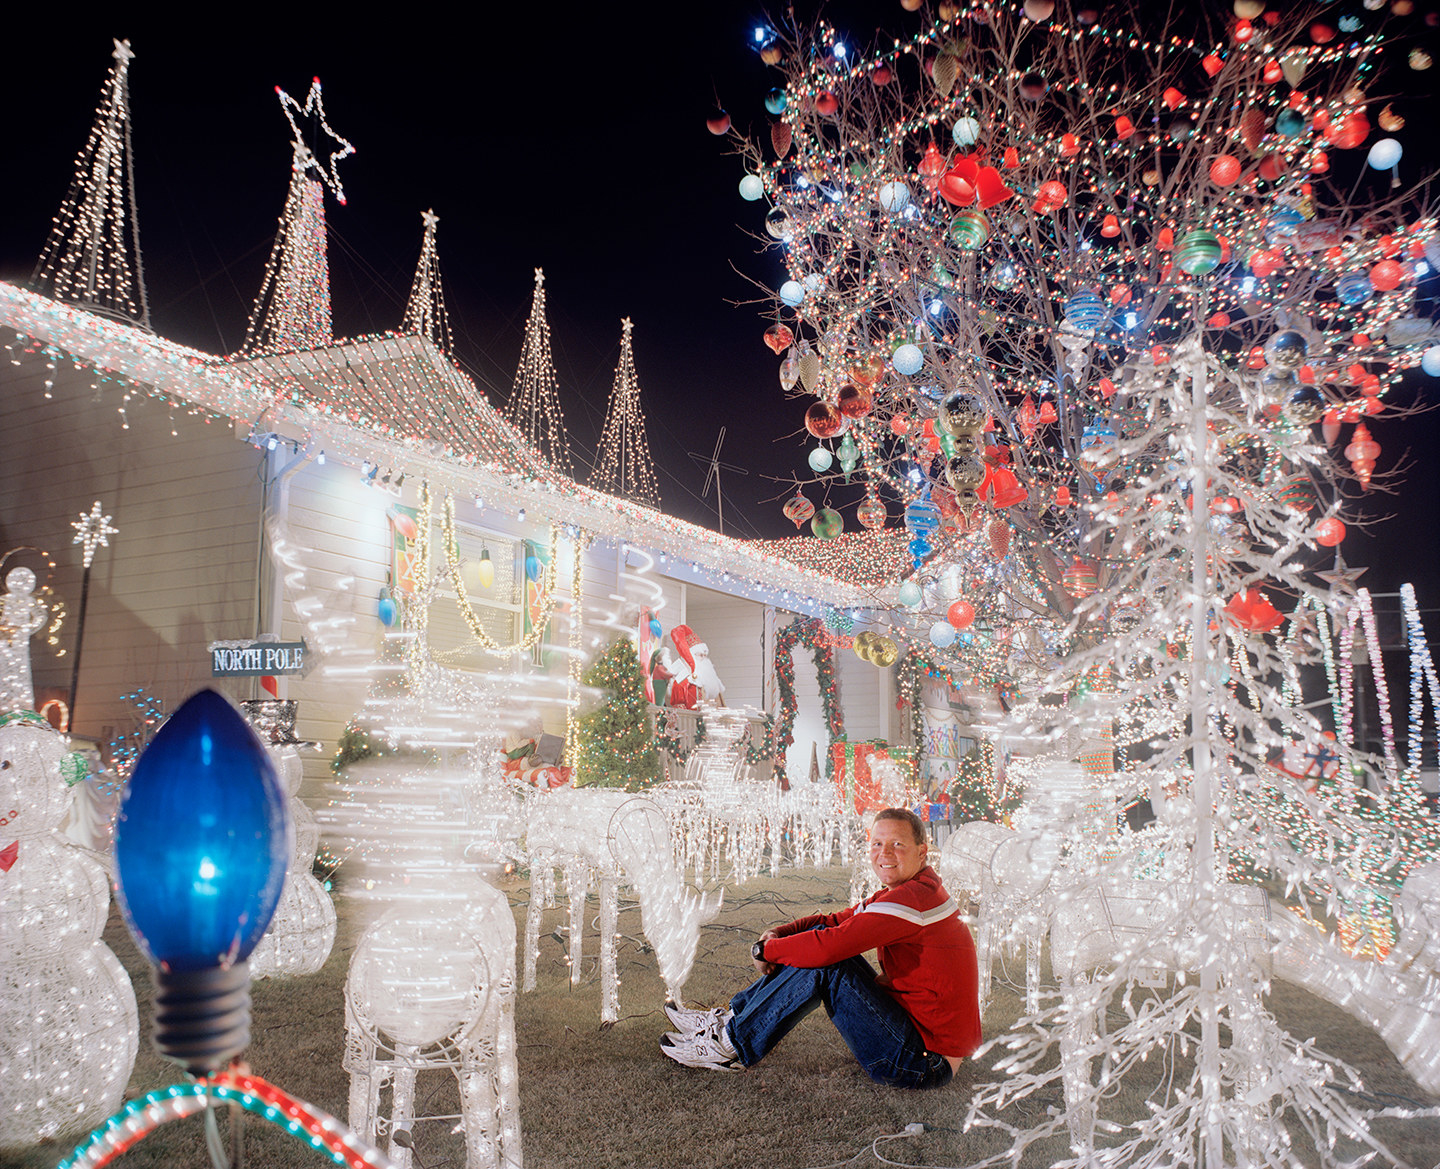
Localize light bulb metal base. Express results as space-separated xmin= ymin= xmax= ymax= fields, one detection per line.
xmin=152 ymin=962 xmax=252 ymax=1076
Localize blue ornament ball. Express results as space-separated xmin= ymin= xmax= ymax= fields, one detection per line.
xmin=1274 ymin=109 xmax=1306 ymax=137
xmin=1422 ymin=346 xmax=1440 ymax=377
xmin=929 ymin=621 xmax=957 ymax=649
xmin=904 ymin=496 xmax=941 ymax=535
xmin=898 ymin=580 xmax=922 ymax=607
xmin=1336 ymin=272 xmax=1374 ymax=306
xmin=1064 ymin=288 xmax=1107 ymax=332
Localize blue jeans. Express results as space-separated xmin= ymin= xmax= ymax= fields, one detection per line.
xmin=725 ymin=956 xmax=953 ymax=1089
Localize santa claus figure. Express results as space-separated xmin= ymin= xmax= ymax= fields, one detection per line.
xmin=662 ymin=624 xmax=726 ymax=709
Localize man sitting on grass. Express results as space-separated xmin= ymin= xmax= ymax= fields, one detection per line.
xmin=661 ymin=807 xmax=981 ymax=1087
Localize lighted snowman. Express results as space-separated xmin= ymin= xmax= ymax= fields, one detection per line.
xmin=249 ymin=745 xmax=337 ymax=978
xmin=0 ymin=710 xmax=137 ymax=1148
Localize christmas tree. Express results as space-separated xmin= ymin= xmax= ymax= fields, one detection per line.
xmin=574 ymin=637 xmax=661 ymax=789
xmin=592 ymin=318 xmax=662 ymax=508
xmin=730 ymin=5 xmax=1440 ymax=1164
xmin=505 ymin=268 xmax=574 ymax=476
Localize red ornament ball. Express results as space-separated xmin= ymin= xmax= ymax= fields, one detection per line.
xmin=1209 ymin=154 xmax=1242 ymax=186
xmin=1250 ymin=248 xmax=1283 ymax=277
xmin=804 ymin=401 xmax=846 ymax=439
xmin=1314 ymin=517 xmax=1347 ymax=546
xmin=1368 ymin=260 xmax=1405 ymax=292
xmin=1326 ymin=112 xmax=1370 ymax=149
xmin=837 ymin=383 xmax=874 ymax=418
xmin=946 ymin=600 xmax=975 ymax=630
xmin=1037 ymin=179 xmax=1068 ymax=208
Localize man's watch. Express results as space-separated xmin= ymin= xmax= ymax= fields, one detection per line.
xmin=752 ymin=940 xmax=768 ymax=963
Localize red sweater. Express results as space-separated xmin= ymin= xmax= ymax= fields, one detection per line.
xmin=764 ymin=865 xmax=981 ymax=1058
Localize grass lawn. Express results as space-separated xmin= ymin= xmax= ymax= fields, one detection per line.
xmin=6 ymin=865 xmax=1438 ymax=1169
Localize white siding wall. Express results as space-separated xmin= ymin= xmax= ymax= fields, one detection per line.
xmin=0 ymin=360 xmax=261 ymax=742
xmin=836 ymin=640 xmax=885 ymax=742
xmin=681 ymin=583 xmax=765 ymax=710
xmin=275 ymin=459 xmax=397 ymax=796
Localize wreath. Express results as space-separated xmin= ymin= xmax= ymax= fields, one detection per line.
xmin=653 ymin=711 xmax=778 ymax=769
xmin=774 ymin=617 xmax=845 ymax=787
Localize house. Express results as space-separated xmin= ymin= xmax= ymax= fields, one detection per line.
xmin=0 ymin=48 xmax=952 ymax=807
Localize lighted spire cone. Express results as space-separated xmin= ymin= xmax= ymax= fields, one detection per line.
xmin=591 ymin=318 xmax=661 ymax=508
xmin=505 ymin=268 xmax=575 ymax=476
xmin=31 ymin=39 xmax=149 ymax=327
xmin=238 ymin=79 xmax=352 ymax=356
xmin=401 ymin=209 xmax=454 ymax=354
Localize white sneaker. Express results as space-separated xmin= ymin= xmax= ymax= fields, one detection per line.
xmin=661 ymin=1030 xmax=742 ymax=1071
xmin=664 ymin=1002 xmax=723 ymax=1033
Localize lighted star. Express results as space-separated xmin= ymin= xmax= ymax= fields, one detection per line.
xmin=277 ymin=77 xmax=355 ymax=204
xmin=421 ymin=208 xmax=439 ymax=231
xmin=112 ymin=38 xmax=134 ymax=65
xmin=1315 ymin=552 xmax=1367 ymax=600
xmin=72 ymin=501 xmax=118 ymax=569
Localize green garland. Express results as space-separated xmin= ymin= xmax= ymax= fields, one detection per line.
xmin=774 ymin=617 xmax=845 ymax=787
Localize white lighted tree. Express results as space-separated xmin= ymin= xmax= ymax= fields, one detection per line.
xmin=728 ymin=4 xmax=1440 ymax=1165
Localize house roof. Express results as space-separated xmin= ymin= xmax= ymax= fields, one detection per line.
xmin=226 ymin=334 xmax=552 ymax=480
xmin=0 ymin=282 xmax=878 ymax=611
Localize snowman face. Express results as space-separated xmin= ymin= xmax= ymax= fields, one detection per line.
xmin=5 ymin=566 xmax=36 ymax=596
xmin=0 ymin=723 xmax=71 ymax=838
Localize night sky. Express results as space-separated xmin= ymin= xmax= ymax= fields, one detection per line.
xmin=3 ymin=6 xmax=1437 ymax=611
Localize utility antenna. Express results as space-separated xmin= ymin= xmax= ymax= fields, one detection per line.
xmin=688 ymin=427 xmax=749 ymax=536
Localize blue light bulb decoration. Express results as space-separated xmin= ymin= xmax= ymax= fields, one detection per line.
xmin=114 ymin=688 xmax=291 ymax=1075
xmin=377 ymin=585 xmax=398 ymax=627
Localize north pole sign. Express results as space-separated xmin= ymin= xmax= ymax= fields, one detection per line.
xmin=209 ymin=639 xmax=309 ymax=677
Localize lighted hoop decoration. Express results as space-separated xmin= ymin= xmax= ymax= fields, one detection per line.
xmin=57 ymin=1069 xmax=392 ymax=1169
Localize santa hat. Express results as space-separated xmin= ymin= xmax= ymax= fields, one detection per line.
xmin=670 ymin=624 xmax=703 ymax=671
